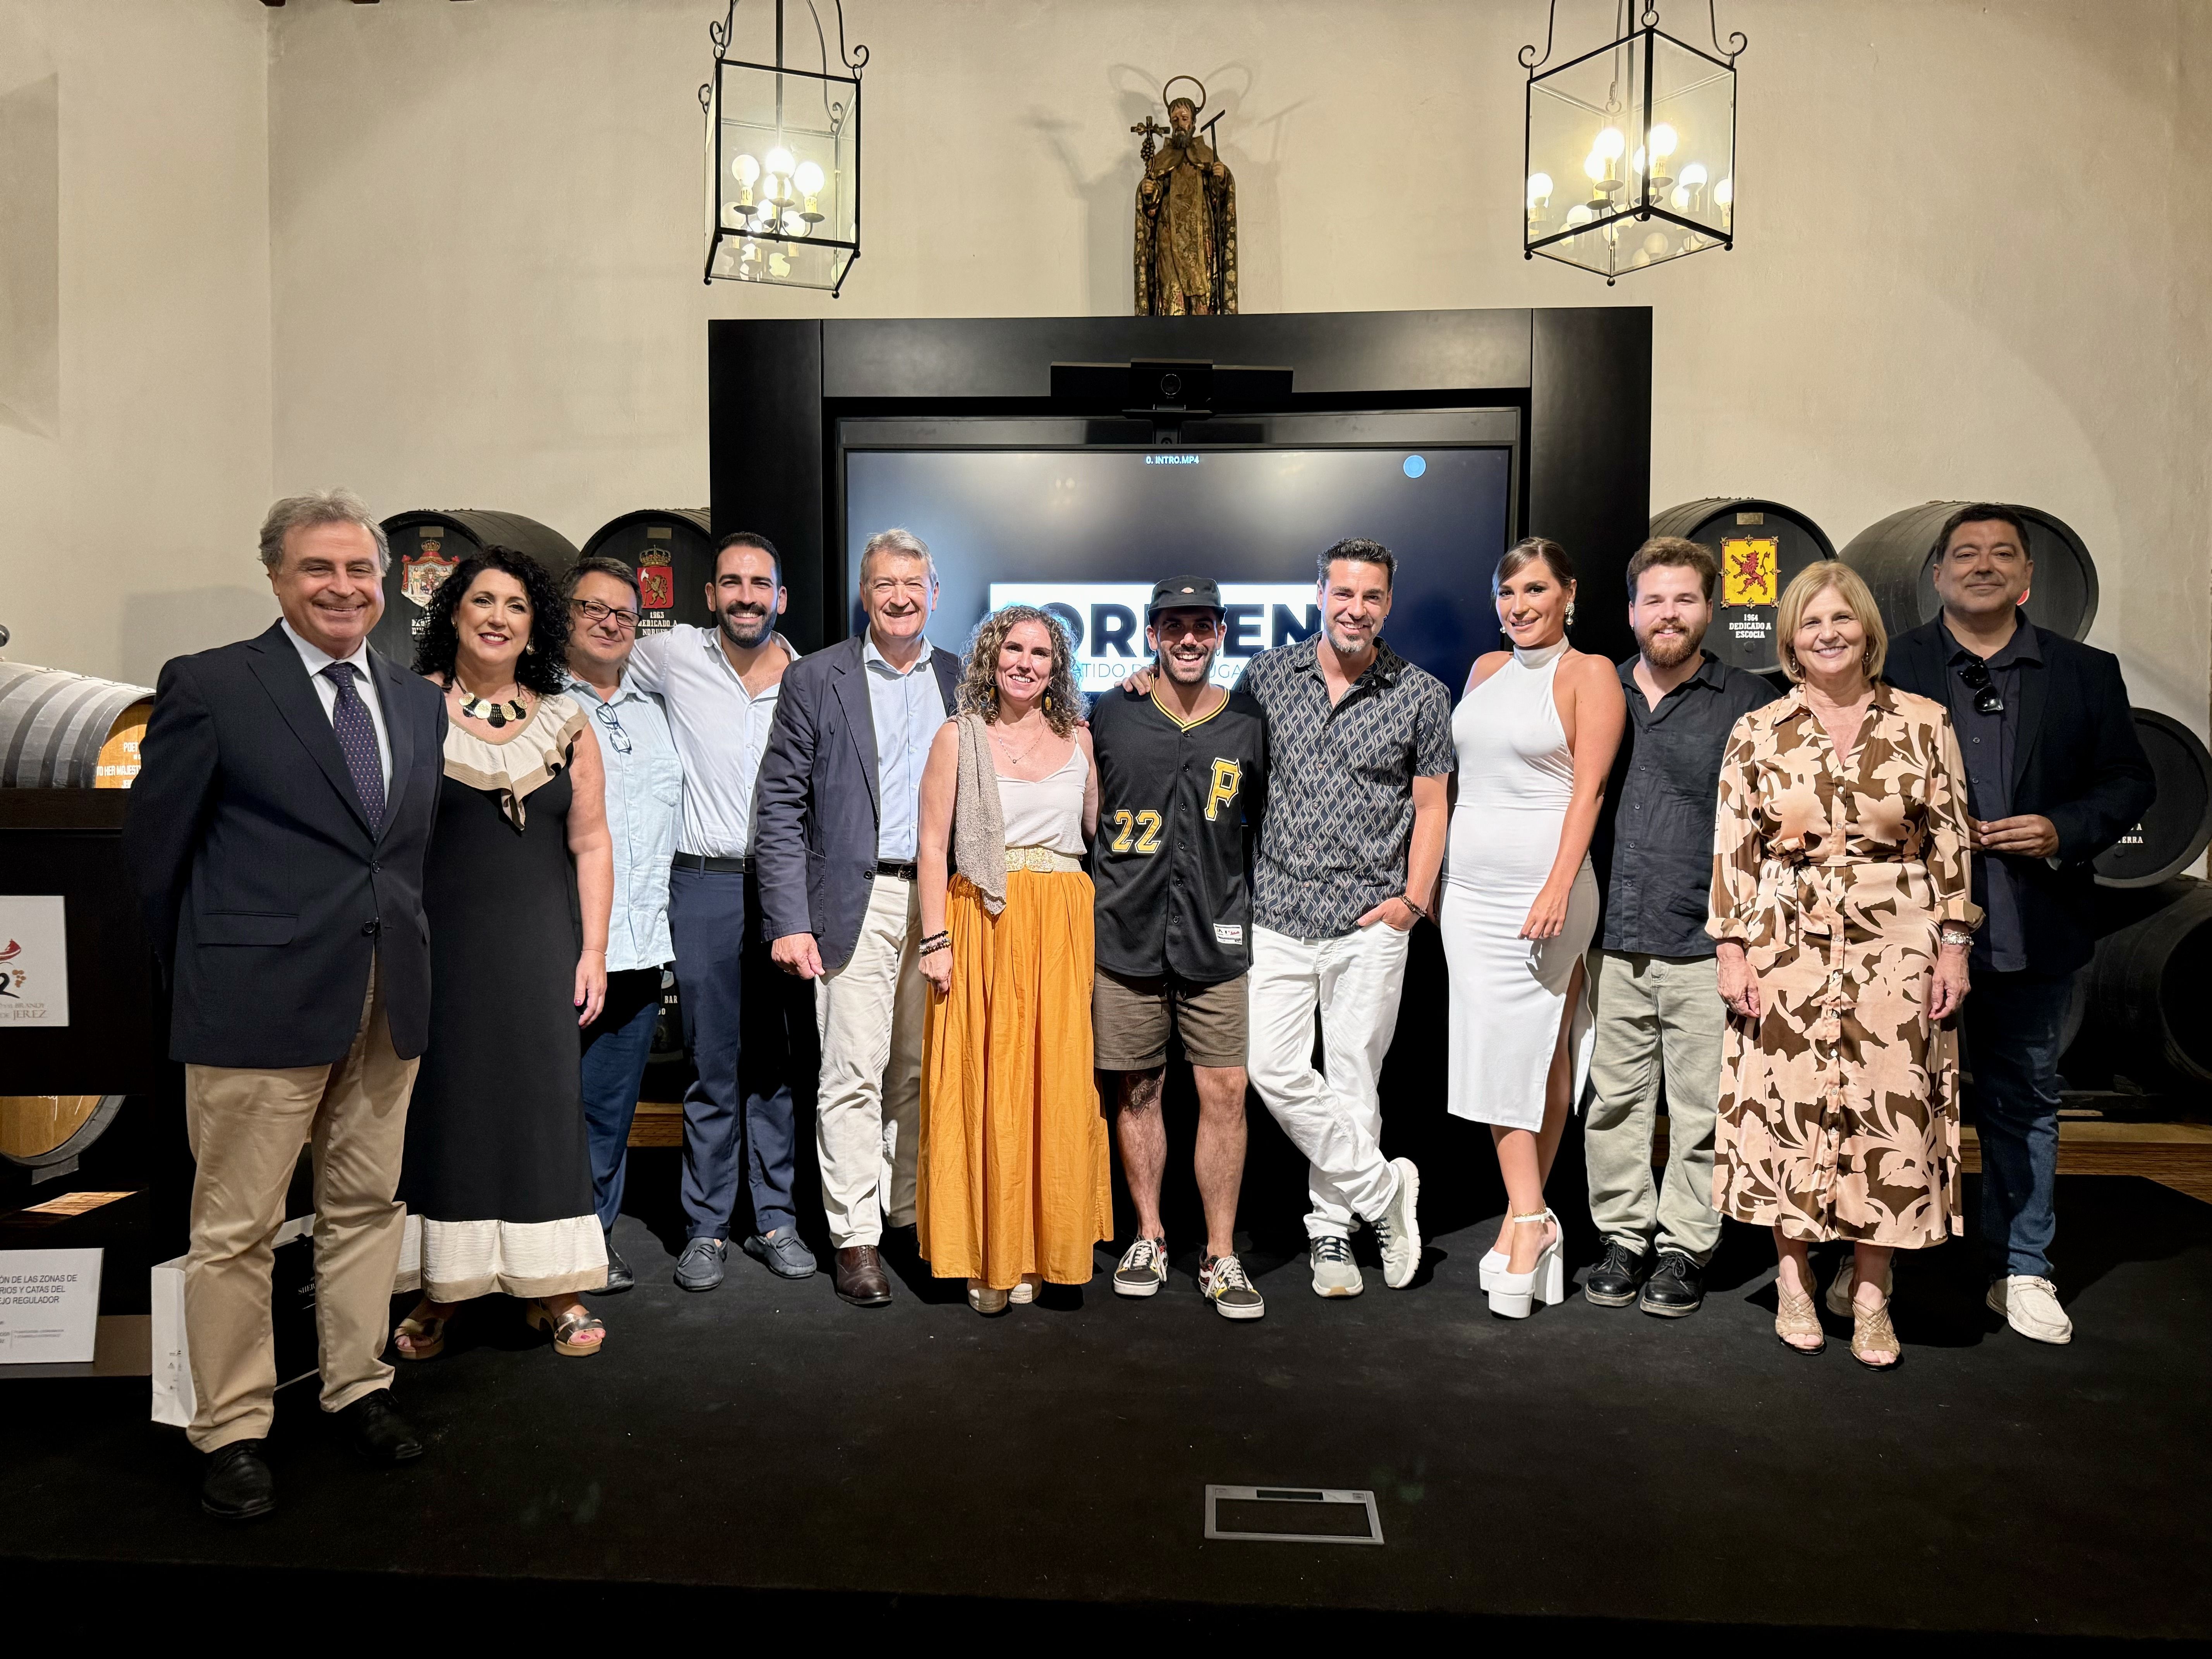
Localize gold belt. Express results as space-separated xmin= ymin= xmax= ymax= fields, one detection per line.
xmin=1005 ymin=845 xmax=1082 ymax=873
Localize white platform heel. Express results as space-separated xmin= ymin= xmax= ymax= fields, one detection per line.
xmin=1487 ymin=1209 xmax=1565 ymax=1319
xmin=1479 ymin=1247 xmax=1508 ymax=1293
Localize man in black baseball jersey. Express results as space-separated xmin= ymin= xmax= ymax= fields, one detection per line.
xmin=1091 ymin=577 xmax=1269 ymax=1319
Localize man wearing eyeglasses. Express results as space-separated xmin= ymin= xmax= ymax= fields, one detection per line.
xmin=1885 ymin=503 xmax=2153 ymax=1346
xmin=626 ymin=533 xmax=816 ymax=1291
xmin=563 ymin=557 xmax=684 ymax=1293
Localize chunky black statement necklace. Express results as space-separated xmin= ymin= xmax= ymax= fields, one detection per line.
xmin=459 ymin=689 xmax=528 ymax=729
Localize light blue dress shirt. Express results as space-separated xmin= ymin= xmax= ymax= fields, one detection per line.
xmin=565 ymin=669 xmax=682 ymax=973
xmin=862 ymin=635 xmax=949 ymax=862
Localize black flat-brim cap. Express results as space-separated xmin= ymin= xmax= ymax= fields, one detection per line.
xmin=1147 ymin=575 xmax=1223 ymax=618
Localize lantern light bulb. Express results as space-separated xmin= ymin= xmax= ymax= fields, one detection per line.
xmin=1671 ymin=186 xmax=1691 ymax=210
xmin=794 ymin=159 xmax=826 ymax=195
xmin=1643 ymin=230 xmax=1670 ymax=256
xmin=1527 ymin=172 xmax=1553 ymax=208
xmin=1632 ymin=147 xmax=1646 ymax=176
xmin=1594 ymin=126 xmax=1626 ymax=160
xmin=1713 ymin=177 xmax=1734 ymax=206
xmin=783 ymin=209 xmax=809 ymax=237
xmin=1680 ymin=162 xmax=1709 ymax=189
xmin=1584 ymin=151 xmax=1607 ymax=182
xmin=733 ymin=153 xmax=761 ymax=186
xmin=1649 ymin=123 xmax=1678 ymax=160
xmin=765 ymin=146 xmax=795 ymax=178
xmin=1565 ymin=203 xmax=1594 ymax=228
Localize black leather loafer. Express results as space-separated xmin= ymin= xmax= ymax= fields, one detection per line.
xmin=675 ymin=1236 xmax=728 ymax=1291
xmin=743 ymin=1229 xmax=818 ymax=1280
xmin=601 ymin=1240 xmax=635 ymax=1295
xmin=1639 ymin=1250 xmax=1705 ymax=1317
xmin=337 ymin=1389 xmax=425 ymax=1464
xmin=201 ymin=1440 xmax=276 ymax=1520
xmin=1584 ymin=1239 xmax=1650 ymax=1307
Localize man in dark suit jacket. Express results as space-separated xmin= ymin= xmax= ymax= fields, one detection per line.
xmin=1884 ymin=503 xmax=2154 ymax=1348
xmin=756 ymin=528 xmax=959 ymax=1309
xmin=125 ymin=491 xmax=447 ymax=1520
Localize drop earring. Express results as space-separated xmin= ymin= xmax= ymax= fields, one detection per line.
xmin=1565 ymin=601 xmax=1577 ymax=627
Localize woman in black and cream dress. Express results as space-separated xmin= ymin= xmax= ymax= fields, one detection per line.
xmin=393 ymin=546 xmax=615 ymax=1360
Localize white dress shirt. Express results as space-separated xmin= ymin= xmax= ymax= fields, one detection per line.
xmin=627 ymin=623 xmax=799 ymax=859
xmin=282 ymin=617 xmax=393 ymax=790
xmin=862 ymin=635 xmax=948 ymax=863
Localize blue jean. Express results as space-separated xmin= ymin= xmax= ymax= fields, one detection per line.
xmin=581 ymin=967 xmax=665 ymax=1231
xmin=669 ymin=866 xmax=812 ymax=1242
xmin=1961 ymin=967 xmax=2075 ymax=1279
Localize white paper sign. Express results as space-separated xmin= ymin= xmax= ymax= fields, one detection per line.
xmin=0 ymin=1247 xmax=103 ymax=1364
xmin=0 ymin=895 xmax=69 ymax=1026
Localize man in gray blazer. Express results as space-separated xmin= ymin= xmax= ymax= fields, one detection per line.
xmin=756 ymin=527 xmax=960 ymax=1307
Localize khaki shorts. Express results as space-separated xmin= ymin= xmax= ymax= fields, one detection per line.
xmin=1092 ymin=968 xmax=1249 ymax=1071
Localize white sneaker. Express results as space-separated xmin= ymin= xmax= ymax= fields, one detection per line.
xmin=1112 ymin=1237 xmax=1168 ymax=1298
xmin=1988 ymin=1274 xmax=2073 ymax=1345
xmin=1371 ymin=1158 xmax=1422 ymax=1289
xmin=1308 ymin=1235 xmax=1364 ymax=1297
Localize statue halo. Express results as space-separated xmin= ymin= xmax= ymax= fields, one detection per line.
xmin=1161 ymin=75 xmax=1207 ymax=115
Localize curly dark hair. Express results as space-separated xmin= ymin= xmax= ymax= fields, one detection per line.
xmin=411 ymin=544 xmax=571 ymax=696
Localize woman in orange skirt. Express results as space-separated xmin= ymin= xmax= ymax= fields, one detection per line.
xmin=915 ymin=605 xmax=1109 ymax=1315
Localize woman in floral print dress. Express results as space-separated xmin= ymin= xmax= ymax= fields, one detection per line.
xmin=1709 ymin=562 xmax=1980 ymax=1369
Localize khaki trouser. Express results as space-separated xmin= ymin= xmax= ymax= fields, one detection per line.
xmin=1583 ymin=948 xmax=1725 ymax=1262
xmin=182 ymin=960 xmax=416 ymax=1452
xmin=814 ymin=874 xmax=923 ymax=1249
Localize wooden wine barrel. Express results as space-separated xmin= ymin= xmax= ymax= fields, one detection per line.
xmin=1648 ymin=498 xmax=1838 ymax=675
xmin=369 ymin=510 xmax=580 ymax=667
xmin=0 ymin=664 xmax=156 ymax=788
xmin=2094 ymin=709 xmax=2212 ymax=888
xmin=580 ymin=509 xmax=716 ymax=638
xmin=2082 ymin=877 xmax=2212 ymax=1090
xmin=0 ymin=1094 xmax=125 ymax=1173
xmin=1838 ymin=501 xmax=2098 ymax=643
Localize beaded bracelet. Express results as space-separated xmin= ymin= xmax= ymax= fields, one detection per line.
xmin=918 ymin=931 xmax=952 ymax=956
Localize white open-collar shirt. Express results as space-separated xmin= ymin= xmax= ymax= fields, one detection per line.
xmin=627 ymin=623 xmax=800 ymax=859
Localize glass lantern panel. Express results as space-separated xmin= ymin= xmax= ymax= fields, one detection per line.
xmin=1526 ymin=35 xmax=1645 ymax=251
xmin=1646 ymin=32 xmax=1734 ymax=241
xmin=716 ymin=59 xmax=859 ymax=252
xmin=709 ymin=235 xmax=855 ymax=292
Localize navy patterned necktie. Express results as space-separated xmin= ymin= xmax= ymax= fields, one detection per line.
xmin=322 ymin=661 xmax=386 ymax=835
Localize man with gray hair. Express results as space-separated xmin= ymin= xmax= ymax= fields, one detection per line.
xmin=757 ymin=526 xmax=959 ymax=1307
xmin=127 ymin=491 xmax=448 ymax=1519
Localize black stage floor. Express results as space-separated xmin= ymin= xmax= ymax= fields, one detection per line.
xmin=3 ymin=1166 xmax=2207 ymax=1640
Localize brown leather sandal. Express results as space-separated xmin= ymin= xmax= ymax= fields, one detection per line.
xmin=523 ymin=1300 xmax=606 ymax=1357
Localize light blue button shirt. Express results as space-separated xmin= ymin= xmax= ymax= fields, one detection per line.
xmin=565 ymin=669 xmax=681 ymax=973
xmin=862 ymin=634 xmax=948 ymax=862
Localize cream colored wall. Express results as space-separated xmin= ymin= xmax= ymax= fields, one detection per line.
xmin=0 ymin=0 xmax=276 ymax=686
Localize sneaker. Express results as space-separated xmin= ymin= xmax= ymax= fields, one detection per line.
xmin=674 ymin=1236 xmax=727 ymax=1292
xmin=1200 ymin=1253 xmax=1266 ymax=1321
xmin=1309 ymin=1234 xmax=1364 ymax=1297
xmin=1113 ymin=1237 xmax=1168 ymax=1298
xmin=1988 ymin=1274 xmax=2073 ymax=1345
xmin=1370 ymin=1157 xmax=1422 ymax=1289
xmin=1583 ymin=1239 xmax=1650 ymax=1307
xmin=1638 ymin=1249 xmax=1704 ymax=1317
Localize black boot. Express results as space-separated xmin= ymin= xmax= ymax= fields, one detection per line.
xmin=1639 ymin=1250 xmax=1705 ymax=1317
xmin=201 ymin=1440 xmax=276 ymax=1520
xmin=1583 ymin=1240 xmax=1650 ymax=1307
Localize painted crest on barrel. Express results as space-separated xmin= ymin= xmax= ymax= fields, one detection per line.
xmin=1722 ymin=536 xmax=1778 ymax=607
xmin=401 ymin=542 xmax=459 ymax=609
xmin=638 ymin=553 xmax=675 ymax=612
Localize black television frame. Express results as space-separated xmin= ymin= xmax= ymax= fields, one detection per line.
xmin=708 ymin=309 xmax=1652 ymax=665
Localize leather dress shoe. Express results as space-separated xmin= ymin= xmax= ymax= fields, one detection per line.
xmin=675 ymin=1236 xmax=728 ymax=1291
xmin=1584 ymin=1239 xmax=1650 ymax=1308
xmin=601 ymin=1238 xmax=635 ymax=1294
xmin=337 ymin=1388 xmax=425 ymax=1464
xmin=833 ymin=1245 xmax=893 ymax=1307
xmin=201 ymin=1439 xmax=276 ymax=1520
xmin=1639 ymin=1250 xmax=1705 ymax=1318
xmin=743 ymin=1228 xmax=817 ymax=1280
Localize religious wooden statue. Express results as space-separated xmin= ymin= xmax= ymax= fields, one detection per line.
xmin=1133 ymin=81 xmax=1236 ymax=315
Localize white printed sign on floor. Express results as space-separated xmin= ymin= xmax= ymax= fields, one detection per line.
xmin=0 ymin=895 xmax=69 ymax=1027
xmin=0 ymin=1247 xmax=103 ymax=1364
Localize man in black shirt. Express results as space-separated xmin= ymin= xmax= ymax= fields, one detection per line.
xmin=1583 ymin=538 xmax=1774 ymax=1318
xmin=1091 ymin=577 xmax=1270 ymax=1320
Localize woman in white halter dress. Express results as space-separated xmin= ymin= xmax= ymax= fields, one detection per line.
xmin=1440 ymin=538 xmax=1625 ymax=1317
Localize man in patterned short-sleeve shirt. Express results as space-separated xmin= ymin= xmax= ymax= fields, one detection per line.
xmin=1235 ymin=538 xmax=1455 ymax=1299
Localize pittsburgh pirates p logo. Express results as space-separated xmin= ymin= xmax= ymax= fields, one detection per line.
xmin=1204 ymin=758 xmax=1242 ymax=822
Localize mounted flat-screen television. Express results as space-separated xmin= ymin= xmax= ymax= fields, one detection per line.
xmin=837 ymin=410 xmax=1520 ymax=697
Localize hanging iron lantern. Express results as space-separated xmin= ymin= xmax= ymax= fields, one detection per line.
xmin=699 ymin=0 xmax=866 ymax=295
xmin=1520 ymin=2 xmax=1745 ymax=284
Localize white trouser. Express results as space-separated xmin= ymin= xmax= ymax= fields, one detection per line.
xmin=1247 ymin=922 xmax=1411 ymax=1241
xmin=814 ymin=874 xmax=924 ymax=1249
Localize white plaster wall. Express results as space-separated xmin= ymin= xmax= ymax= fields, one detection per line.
xmin=0 ymin=0 xmax=275 ymax=685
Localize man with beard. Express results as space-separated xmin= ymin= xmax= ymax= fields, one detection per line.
xmin=1134 ymin=96 xmax=1236 ymax=315
xmin=1581 ymin=537 xmax=1774 ymax=1317
xmin=627 ymin=532 xmax=817 ymax=1290
xmin=1091 ymin=579 xmax=1270 ymax=1318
